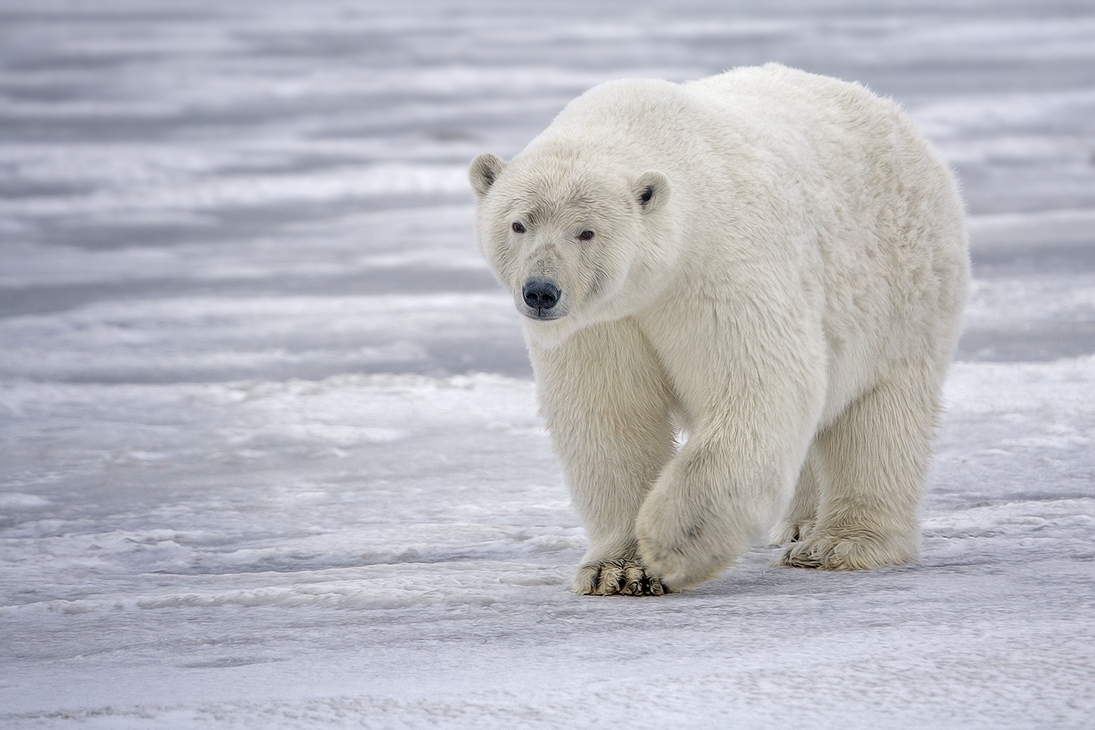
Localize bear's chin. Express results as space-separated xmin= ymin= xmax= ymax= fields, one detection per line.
xmin=520 ymin=314 xmax=582 ymax=350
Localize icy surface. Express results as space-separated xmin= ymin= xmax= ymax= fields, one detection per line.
xmin=1 ymin=1 xmax=1094 ymax=727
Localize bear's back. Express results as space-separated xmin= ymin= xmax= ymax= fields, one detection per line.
xmin=685 ymin=63 xmax=896 ymax=124
xmin=688 ymin=65 xmax=967 ymax=398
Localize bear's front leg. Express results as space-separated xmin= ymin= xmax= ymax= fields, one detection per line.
xmin=635 ymin=437 xmax=796 ymax=591
xmin=636 ymin=388 xmax=819 ymax=591
xmin=528 ymin=320 xmax=677 ymax=596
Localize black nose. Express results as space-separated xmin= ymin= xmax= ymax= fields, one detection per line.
xmin=522 ymin=279 xmax=561 ymax=310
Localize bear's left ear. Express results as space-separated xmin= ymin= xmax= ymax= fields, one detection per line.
xmin=469 ymin=153 xmax=507 ymax=198
xmin=633 ymin=171 xmax=669 ymax=214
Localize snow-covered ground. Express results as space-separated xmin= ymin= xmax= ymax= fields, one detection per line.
xmin=2 ymin=1 xmax=1093 ymax=727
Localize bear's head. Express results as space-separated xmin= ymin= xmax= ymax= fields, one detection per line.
xmin=469 ymin=149 xmax=677 ymax=347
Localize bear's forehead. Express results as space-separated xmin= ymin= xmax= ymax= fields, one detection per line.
xmin=499 ymin=165 xmax=626 ymax=224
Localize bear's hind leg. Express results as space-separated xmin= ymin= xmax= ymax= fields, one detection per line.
xmin=781 ymin=363 xmax=938 ymax=570
xmin=772 ymin=448 xmax=821 ymax=546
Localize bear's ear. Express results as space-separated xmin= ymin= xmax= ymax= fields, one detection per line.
xmin=633 ymin=171 xmax=669 ymax=214
xmin=469 ymin=153 xmax=507 ymax=198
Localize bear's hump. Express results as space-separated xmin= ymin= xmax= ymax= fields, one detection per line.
xmin=530 ymin=78 xmax=701 ymax=159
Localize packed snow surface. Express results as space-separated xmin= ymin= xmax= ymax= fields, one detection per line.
xmin=1 ymin=1 xmax=1093 ymax=727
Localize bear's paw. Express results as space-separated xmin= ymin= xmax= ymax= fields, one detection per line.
xmin=771 ymin=517 xmax=816 ymax=546
xmin=571 ymin=558 xmax=672 ymax=597
xmin=779 ymin=528 xmax=916 ymax=570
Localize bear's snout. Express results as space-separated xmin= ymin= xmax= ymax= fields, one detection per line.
xmin=522 ymin=279 xmax=562 ymax=317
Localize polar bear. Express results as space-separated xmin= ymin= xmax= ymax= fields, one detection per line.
xmin=469 ymin=64 xmax=968 ymax=595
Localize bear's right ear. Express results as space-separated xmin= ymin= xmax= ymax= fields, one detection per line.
xmin=634 ymin=171 xmax=669 ymax=214
xmin=469 ymin=153 xmax=507 ymax=198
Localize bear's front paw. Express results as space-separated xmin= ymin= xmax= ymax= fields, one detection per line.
xmin=571 ymin=558 xmax=671 ymax=596
xmin=779 ymin=528 xmax=916 ymax=570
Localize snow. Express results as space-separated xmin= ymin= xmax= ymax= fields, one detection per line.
xmin=1 ymin=0 xmax=1093 ymax=727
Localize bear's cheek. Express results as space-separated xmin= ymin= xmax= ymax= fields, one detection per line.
xmin=575 ymin=240 xmax=631 ymax=305
xmin=481 ymin=236 xmax=523 ymax=291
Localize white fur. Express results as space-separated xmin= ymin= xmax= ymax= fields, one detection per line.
xmin=469 ymin=64 xmax=969 ymax=594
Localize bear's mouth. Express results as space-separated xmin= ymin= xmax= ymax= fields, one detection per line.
xmin=521 ymin=305 xmax=566 ymax=321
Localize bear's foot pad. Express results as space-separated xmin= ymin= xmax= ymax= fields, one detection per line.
xmin=572 ymin=559 xmax=671 ymax=596
xmin=779 ymin=529 xmax=915 ymax=571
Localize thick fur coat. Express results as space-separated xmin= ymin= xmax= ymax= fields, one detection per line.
xmin=469 ymin=64 xmax=969 ymax=594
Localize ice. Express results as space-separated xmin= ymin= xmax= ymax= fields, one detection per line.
xmin=2 ymin=0 xmax=1094 ymax=727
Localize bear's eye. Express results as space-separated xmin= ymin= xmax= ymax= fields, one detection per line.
xmin=511 ymin=221 xmax=526 ymax=233
xmin=577 ymin=230 xmax=594 ymax=241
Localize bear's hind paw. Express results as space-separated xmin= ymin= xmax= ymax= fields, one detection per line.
xmin=779 ymin=528 xmax=916 ymax=570
xmin=572 ymin=559 xmax=671 ymax=596
xmin=771 ymin=518 xmax=815 ymax=546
